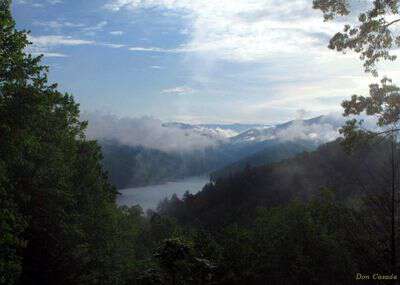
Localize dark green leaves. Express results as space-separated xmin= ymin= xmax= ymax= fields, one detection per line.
xmin=314 ymin=0 xmax=400 ymax=76
xmin=313 ymin=0 xmax=350 ymax=20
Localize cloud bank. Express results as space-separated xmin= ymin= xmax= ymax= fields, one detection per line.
xmin=106 ymin=0 xmax=342 ymax=62
xmin=82 ymin=112 xmax=225 ymax=152
xmin=102 ymin=0 xmax=383 ymax=123
xmin=274 ymin=113 xmax=379 ymax=143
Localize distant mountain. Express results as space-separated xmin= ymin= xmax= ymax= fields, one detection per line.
xmin=163 ymin=122 xmax=272 ymax=138
xmin=101 ymin=115 xmax=345 ymax=189
xmin=163 ymin=116 xmax=344 ymax=145
xmin=162 ymin=122 xmax=237 ymax=141
xmin=230 ymin=115 xmax=344 ymax=145
xmin=198 ymin=123 xmax=272 ymax=134
xmin=208 ymin=115 xmax=344 ymax=179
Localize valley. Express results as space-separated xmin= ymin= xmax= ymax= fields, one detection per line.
xmin=5 ymin=0 xmax=400 ymax=284
xmin=100 ymin=114 xmax=344 ymax=189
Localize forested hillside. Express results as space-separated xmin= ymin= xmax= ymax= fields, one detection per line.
xmin=100 ymin=140 xmax=222 ymax=188
xmin=160 ymin=138 xmax=392 ymax=227
xmin=3 ymin=0 xmax=400 ymax=284
xmin=155 ymin=138 xmax=397 ymax=283
xmin=101 ymin=138 xmax=317 ymax=189
xmin=210 ymin=140 xmax=317 ymax=181
xmin=0 ymin=2 xmax=141 ymax=283
xmin=101 ymin=141 xmax=194 ymax=188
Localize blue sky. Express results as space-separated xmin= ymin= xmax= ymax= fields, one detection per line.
xmin=12 ymin=0 xmax=386 ymax=124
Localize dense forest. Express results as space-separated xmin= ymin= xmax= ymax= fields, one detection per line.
xmin=3 ymin=0 xmax=400 ymax=284
xmin=156 ymin=138 xmax=399 ymax=283
xmin=209 ymin=140 xmax=317 ymax=181
xmin=101 ymin=139 xmax=316 ymax=189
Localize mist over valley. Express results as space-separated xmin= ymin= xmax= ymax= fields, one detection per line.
xmin=5 ymin=0 xmax=400 ymax=283
xmin=83 ymin=112 xmax=347 ymax=190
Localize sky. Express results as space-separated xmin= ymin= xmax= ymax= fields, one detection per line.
xmin=11 ymin=0 xmax=395 ymax=124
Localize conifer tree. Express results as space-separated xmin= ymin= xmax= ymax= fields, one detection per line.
xmin=0 ymin=1 xmax=128 ymax=283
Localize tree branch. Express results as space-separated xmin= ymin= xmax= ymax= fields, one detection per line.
xmin=384 ymin=18 xmax=400 ymax=28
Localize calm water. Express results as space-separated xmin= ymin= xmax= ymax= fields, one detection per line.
xmin=117 ymin=176 xmax=210 ymax=211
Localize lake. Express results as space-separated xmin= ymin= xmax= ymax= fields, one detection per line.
xmin=117 ymin=176 xmax=210 ymax=211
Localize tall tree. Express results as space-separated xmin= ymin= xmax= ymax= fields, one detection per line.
xmin=314 ymin=0 xmax=400 ymax=275
xmin=0 ymin=1 xmax=128 ymax=284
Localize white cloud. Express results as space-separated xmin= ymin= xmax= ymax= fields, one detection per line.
xmin=82 ymin=21 xmax=108 ymax=35
xmin=27 ymin=34 xmax=129 ymax=57
xmin=129 ymin=46 xmax=182 ymax=52
xmin=26 ymin=35 xmax=94 ymax=58
xmin=150 ymin=65 xmax=163 ymax=69
xmin=83 ymin=112 xmax=223 ymax=152
xmin=110 ymin=30 xmax=124 ymax=35
xmin=28 ymin=35 xmax=95 ymax=47
xmin=33 ymin=20 xmax=85 ymax=29
xmin=30 ymin=52 xmax=68 ymax=58
xmin=100 ymin=0 xmax=400 ymax=122
xmin=275 ymin=120 xmax=341 ymax=143
xmin=101 ymin=43 xmax=126 ymax=48
xmin=32 ymin=20 xmax=110 ymax=38
xmin=16 ymin=0 xmax=62 ymax=6
xmin=161 ymin=86 xmax=194 ymax=95
xmin=106 ymin=0 xmax=343 ymax=62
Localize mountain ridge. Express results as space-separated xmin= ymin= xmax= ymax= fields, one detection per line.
xmin=101 ymin=115 xmax=345 ymax=188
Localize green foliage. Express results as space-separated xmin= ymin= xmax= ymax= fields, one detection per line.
xmin=252 ymin=196 xmax=354 ymax=284
xmin=155 ymin=238 xmax=192 ymax=275
xmin=342 ymin=78 xmax=400 ymax=127
xmin=210 ymin=140 xmax=317 ymax=181
xmin=152 ymin=237 xmax=216 ymax=285
xmin=338 ymin=119 xmax=377 ymax=153
xmin=154 ymin=187 xmax=380 ymax=284
xmin=0 ymin=162 xmax=26 ymax=285
xmin=313 ymin=0 xmax=350 ymax=20
xmin=0 ymin=2 xmax=144 ymax=284
xmin=101 ymin=142 xmax=191 ymax=188
xmin=314 ymin=0 xmax=400 ymax=76
xmin=314 ymin=0 xmax=400 ymax=147
xmin=100 ymin=136 xmax=316 ymax=189
xmin=162 ymin=139 xmax=395 ymax=228
xmin=3 ymin=0 xmax=400 ymax=283
xmin=314 ymin=4 xmax=400 ymax=275
xmin=156 ymin=139 xmax=400 ymax=283
xmin=218 ymin=224 xmax=255 ymax=279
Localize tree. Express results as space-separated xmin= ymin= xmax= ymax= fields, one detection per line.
xmin=253 ymin=199 xmax=349 ymax=283
xmin=313 ymin=0 xmax=400 ymax=137
xmin=313 ymin=0 xmax=400 ymax=76
xmin=154 ymin=238 xmax=215 ymax=285
xmin=0 ymin=1 xmax=134 ymax=284
xmin=314 ymin=0 xmax=400 ymax=275
xmin=0 ymin=162 xmax=26 ymax=285
xmin=0 ymin=1 xmax=46 ymax=282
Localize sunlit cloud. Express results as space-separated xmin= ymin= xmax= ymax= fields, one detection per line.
xmin=105 ymin=0 xmax=344 ymax=62
xmin=16 ymin=0 xmax=62 ymax=7
xmin=28 ymin=35 xmax=95 ymax=46
xmin=161 ymin=86 xmax=195 ymax=95
xmin=110 ymin=30 xmax=124 ymax=35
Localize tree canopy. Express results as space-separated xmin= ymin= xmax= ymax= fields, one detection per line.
xmin=0 ymin=1 xmax=137 ymax=283
xmin=314 ymin=0 xmax=400 ymax=76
